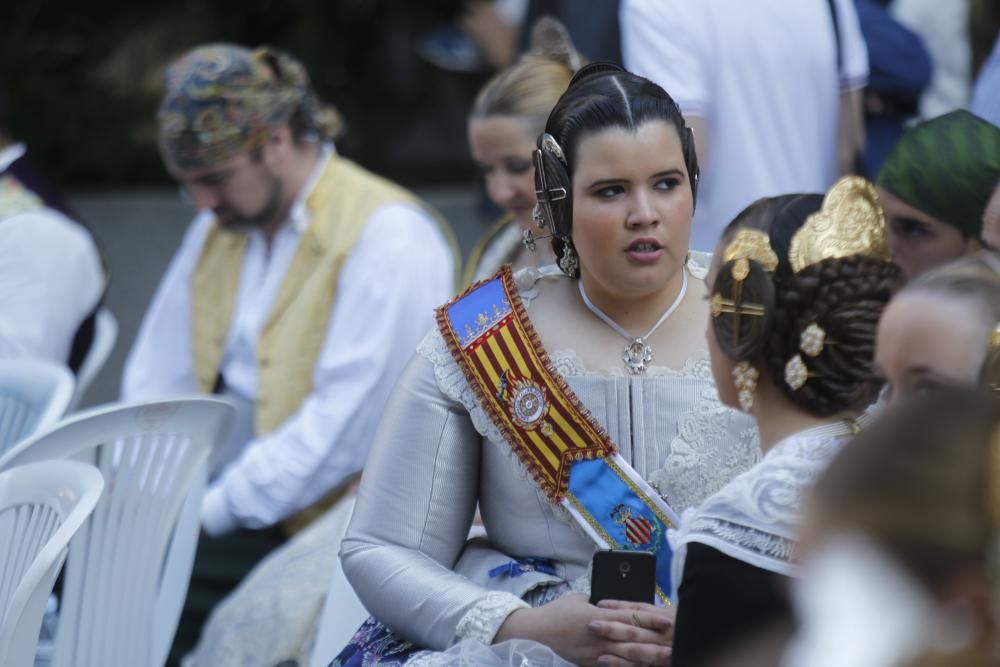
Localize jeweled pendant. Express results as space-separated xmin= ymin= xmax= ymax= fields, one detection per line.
xmin=623 ymin=338 xmax=652 ymax=374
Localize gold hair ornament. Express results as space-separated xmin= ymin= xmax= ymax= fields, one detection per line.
xmin=712 ymin=229 xmax=778 ymax=345
xmin=788 ymin=176 xmax=890 ymax=273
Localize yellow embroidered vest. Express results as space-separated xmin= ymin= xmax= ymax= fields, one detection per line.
xmin=191 ymin=154 xmax=456 ymax=531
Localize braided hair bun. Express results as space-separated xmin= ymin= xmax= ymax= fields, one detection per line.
xmin=711 ymin=194 xmax=904 ymax=416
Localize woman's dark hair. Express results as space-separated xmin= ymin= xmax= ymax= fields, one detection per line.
xmin=811 ymin=390 xmax=999 ymax=592
xmin=710 ymin=195 xmax=904 ymax=417
xmin=533 ymin=63 xmax=699 ymax=270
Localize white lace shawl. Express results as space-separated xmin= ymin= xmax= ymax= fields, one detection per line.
xmin=669 ymin=426 xmax=851 ymax=595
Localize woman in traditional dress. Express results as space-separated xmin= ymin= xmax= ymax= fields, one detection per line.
xmin=875 ymin=251 xmax=1000 ymax=403
xmin=332 ymin=63 xmax=758 ymax=666
xmin=668 ymin=180 xmax=904 ymax=666
xmin=463 ymin=17 xmax=579 ymax=284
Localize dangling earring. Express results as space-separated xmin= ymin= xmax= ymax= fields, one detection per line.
xmin=732 ymin=361 xmax=758 ymax=413
xmin=558 ymin=238 xmax=579 ymax=277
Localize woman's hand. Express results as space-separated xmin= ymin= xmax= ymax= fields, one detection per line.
xmin=588 ymin=599 xmax=675 ymax=666
xmin=494 ymin=593 xmax=673 ymax=666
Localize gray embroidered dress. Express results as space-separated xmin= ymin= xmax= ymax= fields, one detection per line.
xmin=340 ymin=266 xmax=759 ymax=655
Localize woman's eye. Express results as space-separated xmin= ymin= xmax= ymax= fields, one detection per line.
xmin=655 ymin=177 xmax=681 ymax=191
xmin=595 ymin=185 xmax=624 ymax=198
xmin=506 ymin=160 xmax=532 ymax=175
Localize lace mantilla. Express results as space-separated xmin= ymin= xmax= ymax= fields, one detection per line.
xmin=453 ymin=591 xmax=530 ymax=645
xmin=670 ymin=428 xmax=850 ymax=591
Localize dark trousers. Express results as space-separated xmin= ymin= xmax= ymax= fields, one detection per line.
xmin=167 ymin=526 xmax=287 ymax=667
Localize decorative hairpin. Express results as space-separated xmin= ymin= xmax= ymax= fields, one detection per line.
xmin=784 ymin=354 xmax=815 ymax=390
xmin=800 ymin=323 xmax=827 ymax=357
xmin=712 ymin=229 xmax=778 ymax=345
xmin=788 ymin=176 xmax=890 ymax=273
xmin=784 ymin=324 xmax=832 ymax=389
xmin=529 ymin=133 xmax=569 ymax=239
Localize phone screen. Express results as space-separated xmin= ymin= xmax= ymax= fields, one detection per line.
xmin=589 ymin=549 xmax=656 ymax=605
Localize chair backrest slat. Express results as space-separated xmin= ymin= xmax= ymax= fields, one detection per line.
xmin=0 ymin=460 xmax=103 ymax=667
xmin=0 ymin=397 xmax=233 ymax=667
xmin=0 ymin=360 xmax=74 ymax=459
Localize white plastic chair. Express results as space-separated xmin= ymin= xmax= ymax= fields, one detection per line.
xmin=0 ymin=396 xmax=235 ymax=667
xmin=67 ymin=308 xmax=118 ymax=412
xmin=0 ymin=359 xmax=74 ymax=458
xmin=0 ymin=459 xmax=104 ymax=667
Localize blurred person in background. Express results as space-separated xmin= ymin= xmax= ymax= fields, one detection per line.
xmin=853 ymin=0 xmax=932 ymax=178
xmin=787 ymin=390 xmax=1000 ymax=667
xmin=876 ymin=109 xmax=1000 ymax=279
xmin=670 ymin=177 xmax=903 ymax=666
xmin=0 ymin=84 xmax=105 ymax=371
xmin=875 ymin=252 xmax=1000 ymax=405
xmin=121 ymin=43 xmax=457 ymax=666
xmin=890 ymin=0 xmax=972 ymax=119
xmin=621 ymin=0 xmax=869 ymax=252
xmin=464 ymin=16 xmax=579 ymax=284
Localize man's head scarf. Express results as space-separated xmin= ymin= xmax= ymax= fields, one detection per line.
xmin=877 ymin=110 xmax=1000 ymax=237
xmin=157 ymin=43 xmax=342 ymax=173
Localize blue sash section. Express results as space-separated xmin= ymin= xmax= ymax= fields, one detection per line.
xmin=446 ymin=276 xmax=510 ymax=347
xmin=568 ymin=458 xmax=674 ymax=601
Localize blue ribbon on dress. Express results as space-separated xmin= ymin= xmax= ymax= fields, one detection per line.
xmin=488 ymin=557 xmax=558 ymax=579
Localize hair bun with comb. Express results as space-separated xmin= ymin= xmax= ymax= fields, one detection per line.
xmin=528 ymin=16 xmax=585 ymax=73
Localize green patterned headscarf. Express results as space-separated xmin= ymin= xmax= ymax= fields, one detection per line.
xmin=878 ymin=110 xmax=1000 ymax=237
xmin=157 ymin=43 xmax=342 ymax=172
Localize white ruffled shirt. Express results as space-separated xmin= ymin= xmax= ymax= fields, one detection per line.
xmin=122 ymin=147 xmax=455 ymax=535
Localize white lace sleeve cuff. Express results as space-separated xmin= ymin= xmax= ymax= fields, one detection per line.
xmin=454 ymin=591 xmax=530 ymax=645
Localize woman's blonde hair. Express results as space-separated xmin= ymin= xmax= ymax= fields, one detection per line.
xmin=470 ymin=17 xmax=580 ymax=138
xmin=906 ymin=252 xmax=1000 ymax=390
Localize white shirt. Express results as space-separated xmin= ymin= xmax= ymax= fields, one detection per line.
xmin=891 ymin=0 xmax=971 ymax=119
xmin=0 ymin=210 xmax=104 ymax=364
xmin=622 ymin=0 xmax=869 ymax=252
xmin=0 ymin=145 xmax=104 ymax=364
xmin=122 ymin=151 xmax=455 ymax=535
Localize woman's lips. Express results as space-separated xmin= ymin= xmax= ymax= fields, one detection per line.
xmin=625 ymin=238 xmax=664 ymax=263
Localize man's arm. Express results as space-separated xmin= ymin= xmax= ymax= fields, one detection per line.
xmin=201 ymin=204 xmax=455 ymax=536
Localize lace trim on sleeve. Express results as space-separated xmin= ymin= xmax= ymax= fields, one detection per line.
xmin=453 ymin=591 xmax=530 ymax=645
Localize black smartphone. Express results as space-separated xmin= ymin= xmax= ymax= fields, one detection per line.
xmin=589 ymin=549 xmax=656 ymax=605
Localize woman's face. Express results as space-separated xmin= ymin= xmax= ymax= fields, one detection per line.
xmin=704 ymin=250 xmax=740 ymax=410
xmin=570 ymin=120 xmax=693 ymax=304
xmin=468 ymin=115 xmax=538 ymax=229
xmin=875 ymin=290 xmax=992 ymax=405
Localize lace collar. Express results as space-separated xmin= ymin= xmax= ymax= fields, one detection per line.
xmin=669 ymin=423 xmax=853 ymax=590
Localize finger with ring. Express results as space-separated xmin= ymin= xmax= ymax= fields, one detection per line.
xmin=631 ymin=611 xmax=642 ymax=628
